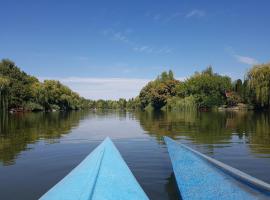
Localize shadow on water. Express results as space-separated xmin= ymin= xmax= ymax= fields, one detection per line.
xmin=165 ymin=173 xmax=182 ymax=200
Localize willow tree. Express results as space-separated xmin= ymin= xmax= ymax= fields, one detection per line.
xmin=0 ymin=76 xmax=10 ymax=111
xmin=248 ymin=63 xmax=270 ymax=108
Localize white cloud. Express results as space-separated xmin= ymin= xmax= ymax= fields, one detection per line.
xmin=102 ymin=29 xmax=172 ymax=54
xmin=225 ymin=46 xmax=259 ymax=65
xmin=133 ymin=45 xmax=172 ymax=54
xmin=112 ymin=32 xmax=131 ymax=44
xmin=39 ymin=77 xmax=150 ymax=100
xmin=75 ymin=56 xmax=89 ymax=61
xmin=134 ymin=45 xmax=154 ymax=53
xmin=103 ymin=29 xmax=134 ymax=45
xmin=156 ymin=47 xmax=173 ymax=54
xmin=186 ymin=9 xmax=206 ymax=18
xmin=147 ymin=12 xmax=183 ymax=23
xmin=234 ymin=55 xmax=258 ymax=65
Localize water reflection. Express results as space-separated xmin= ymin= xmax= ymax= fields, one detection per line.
xmin=1 ymin=110 xmax=270 ymax=165
xmin=0 ymin=111 xmax=89 ymax=165
xmin=165 ymin=173 xmax=181 ymax=200
xmin=135 ymin=110 xmax=270 ymax=156
xmin=0 ymin=110 xmax=270 ymax=199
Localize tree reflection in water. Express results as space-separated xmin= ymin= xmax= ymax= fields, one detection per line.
xmin=0 ymin=111 xmax=89 ymax=165
xmin=134 ymin=110 xmax=270 ymax=156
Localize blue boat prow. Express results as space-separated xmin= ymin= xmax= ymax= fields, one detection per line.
xmin=164 ymin=136 xmax=270 ymax=200
xmin=40 ymin=138 xmax=149 ymax=200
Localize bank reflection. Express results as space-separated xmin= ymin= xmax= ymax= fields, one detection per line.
xmin=0 ymin=111 xmax=89 ymax=165
xmin=134 ymin=110 xmax=270 ymax=156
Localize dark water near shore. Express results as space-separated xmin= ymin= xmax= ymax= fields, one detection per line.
xmin=0 ymin=110 xmax=270 ymax=200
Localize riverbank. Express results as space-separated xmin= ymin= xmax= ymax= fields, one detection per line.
xmin=218 ymin=103 xmax=254 ymax=111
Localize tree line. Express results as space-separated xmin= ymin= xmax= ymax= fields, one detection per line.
xmin=0 ymin=59 xmax=269 ymax=112
xmin=139 ymin=64 xmax=270 ymax=111
xmin=0 ymin=59 xmax=90 ymax=112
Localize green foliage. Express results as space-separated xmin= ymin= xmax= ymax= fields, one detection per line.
xmin=166 ymin=96 xmax=197 ymax=111
xmin=88 ymin=98 xmax=140 ymax=110
xmin=185 ymin=66 xmax=232 ymax=108
xmin=234 ymin=79 xmax=243 ymax=94
xmin=0 ymin=76 xmax=10 ymax=110
xmin=0 ymin=59 xmax=38 ymax=108
xmin=22 ymin=102 xmax=44 ymax=111
xmin=0 ymin=59 xmax=92 ymax=111
xmin=226 ymin=92 xmax=242 ymax=107
xmin=248 ymin=63 xmax=270 ymax=108
xmin=42 ymin=80 xmax=84 ymax=110
xmin=232 ymin=79 xmax=252 ymax=104
xmin=126 ymin=97 xmax=141 ymax=110
xmin=139 ymin=67 xmax=233 ymax=110
xmin=175 ymin=82 xmax=188 ymax=98
xmin=139 ymin=71 xmax=180 ymax=109
xmin=1 ymin=58 xmax=269 ymax=112
xmin=138 ymin=66 xmax=265 ymax=110
xmin=117 ymin=98 xmax=127 ymax=110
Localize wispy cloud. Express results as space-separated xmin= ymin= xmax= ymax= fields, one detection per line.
xmin=234 ymin=55 xmax=258 ymax=65
xmin=186 ymin=9 xmax=206 ymax=18
xmin=39 ymin=77 xmax=149 ymax=100
xmin=146 ymin=10 xmax=205 ymax=23
xmin=133 ymin=45 xmax=172 ymax=54
xmin=111 ymin=32 xmax=131 ymax=44
xmin=75 ymin=56 xmax=90 ymax=61
xmin=102 ymin=29 xmax=172 ymax=54
xmin=225 ymin=46 xmax=259 ymax=65
xmin=133 ymin=46 xmax=153 ymax=53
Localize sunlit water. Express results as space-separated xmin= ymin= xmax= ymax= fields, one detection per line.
xmin=0 ymin=110 xmax=270 ymax=200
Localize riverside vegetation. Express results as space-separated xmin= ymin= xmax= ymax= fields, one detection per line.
xmin=0 ymin=59 xmax=270 ymax=112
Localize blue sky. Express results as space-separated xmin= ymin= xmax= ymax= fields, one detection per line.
xmin=1 ymin=0 xmax=270 ymax=99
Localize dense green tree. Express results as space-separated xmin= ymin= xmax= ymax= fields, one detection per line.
xmin=185 ymin=66 xmax=232 ymax=108
xmin=0 ymin=59 xmax=38 ymax=109
xmin=139 ymin=71 xmax=180 ymax=109
xmin=166 ymin=96 xmax=197 ymax=111
xmin=1 ymin=58 xmax=270 ymax=112
xmin=248 ymin=63 xmax=270 ymax=108
xmin=0 ymin=59 xmax=92 ymax=111
xmin=234 ymin=79 xmax=243 ymax=95
xmin=139 ymin=67 xmax=238 ymax=110
xmin=126 ymin=97 xmax=141 ymax=110
xmin=226 ymin=92 xmax=242 ymax=107
xmin=0 ymin=76 xmax=10 ymax=110
xmin=117 ymin=98 xmax=127 ymax=110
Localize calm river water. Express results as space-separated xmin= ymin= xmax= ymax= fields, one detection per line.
xmin=0 ymin=110 xmax=270 ymax=199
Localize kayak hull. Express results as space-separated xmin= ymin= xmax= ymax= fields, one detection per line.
xmin=164 ymin=136 xmax=270 ymax=200
xmin=40 ymin=138 xmax=149 ymax=200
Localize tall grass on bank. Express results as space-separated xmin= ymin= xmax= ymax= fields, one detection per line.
xmin=164 ymin=96 xmax=197 ymax=111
